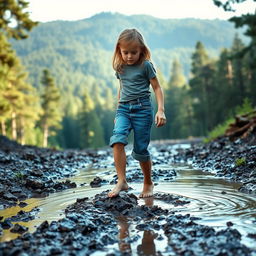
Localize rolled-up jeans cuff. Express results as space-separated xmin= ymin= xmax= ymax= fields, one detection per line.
xmin=109 ymin=135 xmax=128 ymax=147
xmin=132 ymin=150 xmax=151 ymax=162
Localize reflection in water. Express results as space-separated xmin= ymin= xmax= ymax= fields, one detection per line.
xmin=0 ymin=165 xmax=256 ymax=252
xmin=137 ymin=230 xmax=157 ymax=256
xmin=117 ymin=216 xmax=132 ymax=254
xmin=117 ymin=214 xmax=159 ymax=256
xmin=116 ymin=197 xmax=160 ymax=255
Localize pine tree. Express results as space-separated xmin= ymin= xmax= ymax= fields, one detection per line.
xmin=169 ymin=59 xmax=186 ymax=88
xmin=0 ymin=34 xmax=16 ymax=135
xmin=214 ymin=0 xmax=256 ymax=104
xmin=79 ymin=90 xmax=104 ymax=148
xmin=101 ymin=88 xmax=115 ymax=144
xmin=230 ymin=34 xmax=247 ymax=105
xmin=40 ymin=69 xmax=62 ymax=147
xmin=189 ymin=41 xmax=217 ymax=135
xmin=191 ymin=42 xmax=209 ymax=75
xmin=165 ymin=59 xmax=191 ymax=138
xmin=0 ymin=0 xmax=38 ymax=39
xmin=0 ymin=53 xmax=40 ymax=143
xmin=0 ymin=1 xmax=38 ymax=141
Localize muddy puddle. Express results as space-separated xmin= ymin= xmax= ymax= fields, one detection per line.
xmin=0 ymin=164 xmax=256 ymax=252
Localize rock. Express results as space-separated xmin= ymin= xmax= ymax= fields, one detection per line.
xmin=29 ymin=169 xmax=44 ymax=177
xmin=90 ymin=177 xmax=104 ymax=187
xmin=3 ymin=192 xmax=18 ymax=201
xmin=10 ymin=223 xmax=28 ymax=234
xmin=0 ymin=219 xmax=13 ymax=229
xmin=58 ymin=219 xmax=76 ymax=232
xmin=25 ymin=178 xmax=45 ymax=189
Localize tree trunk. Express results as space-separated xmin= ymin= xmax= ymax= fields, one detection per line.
xmin=43 ymin=125 xmax=48 ymax=147
xmin=20 ymin=117 xmax=25 ymax=145
xmin=1 ymin=120 xmax=6 ymax=136
xmin=11 ymin=111 xmax=17 ymax=140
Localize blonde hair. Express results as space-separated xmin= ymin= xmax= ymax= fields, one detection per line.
xmin=112 ymin=28 xmax=151 ymax=72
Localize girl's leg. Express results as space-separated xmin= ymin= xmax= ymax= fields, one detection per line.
xmin=108 ymin=143 xmax=129 ymax=197
xmin=139 ymin=160 xmax=154 ymax=198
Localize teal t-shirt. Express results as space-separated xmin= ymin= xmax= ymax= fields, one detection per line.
xmin=116 ymin=60 xmax=156 ymax=102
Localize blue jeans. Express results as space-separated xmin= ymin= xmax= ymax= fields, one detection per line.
xmin=109 ymin=97 xmax=153 ymax=162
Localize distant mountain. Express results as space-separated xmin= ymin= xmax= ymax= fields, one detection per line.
xmin=11 ymin=12 xmax=248 ymax=95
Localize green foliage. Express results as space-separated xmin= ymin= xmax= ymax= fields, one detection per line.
xmin=79 ymin=90 xmax=105 ymax=148
xmin=204 ymin=118 xmax=234 ymax=143
xmin=40 ymin=69 xmax=62 ymax=147
xmin=0 ymin=44 xmax=41 ymax=144
xmin=205 ymin=98 xmax=254 ymax=142
xmin=1 ymin=12 xmax=255 ymax=148
xmin=11 ymin=13 xmax=247 ymax=93
xmin=0 ymin=0 xmax=38 ymax=39
xmin=235 ymin=98 xmax=254 ymax=115
xmin=162 ymin=59 xmax=192 ymax=139
xmin=14 ymin=171 xmax=24 ymax=181
xmin=235 ymin=157 xmax=246 ymax=166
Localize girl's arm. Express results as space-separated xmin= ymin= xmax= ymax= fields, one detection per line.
xmin=117 ymin=80 xmax=122 ymax=103
xmin=150 ymin=77 xmax=166 ymax=127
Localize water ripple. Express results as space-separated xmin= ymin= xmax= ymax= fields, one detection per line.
xmin=0 ymin=166 xmax=255 ymax=249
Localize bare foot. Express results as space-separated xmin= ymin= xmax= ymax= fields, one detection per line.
xmin=139 ymin=183 xmax=154 ymax=198
xmin=108 ymin=181 xmax=129 ymax=198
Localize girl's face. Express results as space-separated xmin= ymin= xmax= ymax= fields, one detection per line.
xmin=119 ymin=41 xmax=142 ymax=65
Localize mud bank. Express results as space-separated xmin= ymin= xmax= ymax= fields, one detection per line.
xmin=165 ymin=134 xmax=256 ymax=194
xmin=0 ymin=136 xmax=106 ymax=209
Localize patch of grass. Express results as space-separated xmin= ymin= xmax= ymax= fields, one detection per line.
xmin=205 ymin=98 xmax=254 ymax=143
xmin=235 ymin=157 xmax=246 ymax=166
xmin=15 ymin=171 xmax=24 ymax=181
xmin=204 ymin=118 xmax=234 ymax=143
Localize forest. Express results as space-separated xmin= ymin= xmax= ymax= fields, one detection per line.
xmin=0 ymin=0 xmax=255 ymax=149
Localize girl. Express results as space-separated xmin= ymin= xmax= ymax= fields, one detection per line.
xmin=108 ymin=28 xmax=166 ymax=198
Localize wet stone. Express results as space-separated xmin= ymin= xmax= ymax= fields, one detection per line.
xmin=58 ymin=219 xmax=76 ymax=232
xmin=9 ymin=208 xmax=39 ymax=222
xmin=25 ymin=178 xmax=45 ymax=189
xmin=90 ymin=176 xmax=106 ymax=187
xmin=154 ymin=192 xmax=190 ymax=206
xmin=93 ymin=191 xmax=138 ymax=215
xmin=10 ymin=223 xmax=28 ymax=234
xmin=28 ymin=169 xmax=44 ymax=177
xmin=0 ymin=219 xmax=13 ymax=229
xmin=10 ymin=187 xmax=23 ymax=194
xmin=3 ymin=192 xmax=18 ymax=201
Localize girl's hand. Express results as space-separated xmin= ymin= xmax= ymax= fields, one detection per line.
xmin=155 ymin=111 xmax=166 ymax=127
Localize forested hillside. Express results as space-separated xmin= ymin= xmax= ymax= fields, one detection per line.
xmin=2 ymin=11 xmax=254 ymax=149
xmin=11 ymin=12 xmax=246 ymax=94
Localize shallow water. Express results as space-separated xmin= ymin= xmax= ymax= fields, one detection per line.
xmin=0 ymin=164 xmax=256 ymax=252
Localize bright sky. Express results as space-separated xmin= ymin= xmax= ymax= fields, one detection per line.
xmin=26 ymin=0 xmax=256 ymax=22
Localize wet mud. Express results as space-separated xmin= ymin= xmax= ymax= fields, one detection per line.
xmin=0 ymin=191 xmax=253 ymax=256
xmin=0 ymin=135 xmax=256 ymax=255
xmin=167 ymin=134 xmax=256 ymax=194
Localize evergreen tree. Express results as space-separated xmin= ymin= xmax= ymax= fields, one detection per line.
xmin=100 ymin=88 xmax=115 ymax=144
xmin=0 ymin=0 xmax=38 ymax=39
xmin=165 ymin=59 xmax=191 ymax=139
xmin=214 ymin=0 xmax=256 ymax=104
xmin=189 ymin=42 xmax=219 ymax=135
xmin=0 ymin=34 xmax=16 ymax=135
xmin=191 ymin=42 xmax=210 ymax=75
xmin=215 ymin=48 xmax=234 ymax=121
xmin=57 ymin=94 xmax=82 ymax=148
xmin=230 ymin=34 xmax=247 ymax=105
xmin=169 ymin=59 xmax=187 ymax=88
xmin=40 ymin=69 xmax=62 ymax=147
xmin=0 ymin=53 xmax=40 ymax=143
xmin=79 ymin=90 xmax=104 ymax=148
